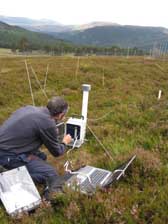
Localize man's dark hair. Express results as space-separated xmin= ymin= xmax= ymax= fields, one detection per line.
xmin=47 ymin=96 xmax=68 ymax=116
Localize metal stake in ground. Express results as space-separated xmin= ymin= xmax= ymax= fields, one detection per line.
xmin=30 ymin=65 xmax=48 ymax=100
xmin=75 ymin=57 xmax=80 ymax=80
xmin=24 ymin=60 xmax=35 ymax=106
xmin=43 ymin=64 xmax=49 ymax=91
xmin=102 ymin=67 xmax=105 ymax=87
xmin=158 ymin=90 xmax=162 ymax=100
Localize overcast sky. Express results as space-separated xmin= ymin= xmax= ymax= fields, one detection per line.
xmin=0 ymin=0 xmax=168 ymax=27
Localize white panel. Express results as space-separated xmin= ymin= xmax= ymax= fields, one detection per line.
xmin=0 ymin=166 xmax=41 ymax=216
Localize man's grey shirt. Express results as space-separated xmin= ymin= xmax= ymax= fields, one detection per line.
xmin=0 ymin=106 xmax=66 ymax=156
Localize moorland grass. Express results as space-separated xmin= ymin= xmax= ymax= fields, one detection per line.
xmin=0 ymin=56 xmax=168 ymax=223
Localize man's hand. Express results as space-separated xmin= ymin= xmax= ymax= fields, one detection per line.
xmin=62 ymin=134 xmax=72 ymax=145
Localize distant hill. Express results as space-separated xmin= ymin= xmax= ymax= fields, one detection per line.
xmin=52 ymin=25 xmax=168 ymax=49
xmin=0 ymin=15 xmax=73 ymax=33
xmin=1 ymin=16 xmax=168 ymax=51
xmin=0 ymin=16 xmax=119 ymax=33
xmin=0 ymin=21 xmax=71 ymax=50
xmin=73 ymin=21 xmax=119 ymax=30
xmin=22 ymin=21 xmax=118 ymax=34
xmin=0 ymin=15 xmax=61 ymax=26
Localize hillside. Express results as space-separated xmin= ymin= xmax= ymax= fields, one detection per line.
xmin=0 ymin=21 xmax=71 ymax=50
xmin=0 ymin=56 xmax=168 ymax=223
xmin=1 ymin=16 xmax=168 ymax=51
xmin=0 ymin=16 xmax=117 ymax=33
xmin=0 ymin=15 xmax=61 ymax=26
xmin=0 ymin=15 xmax=73 ymax=33
xmin=0 ymin=21 xmax=147 ymax=56
xmin=53 ymin=25 xmax=168 ymax=49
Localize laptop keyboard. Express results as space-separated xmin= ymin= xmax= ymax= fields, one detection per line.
xmin=80 ymin=169 xmax=109 ymax=191
xmin=90 ymin=170 xmax=109 ymax=185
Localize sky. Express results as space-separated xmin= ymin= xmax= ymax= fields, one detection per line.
xmin=0 ymin=0 xmax=168 ymax=28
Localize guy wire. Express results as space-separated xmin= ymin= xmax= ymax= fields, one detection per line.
xmin=87 ymin=124 xmax=114 ymax=162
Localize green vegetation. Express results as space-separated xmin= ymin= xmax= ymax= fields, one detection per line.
xmin=0 ymin=56 xmax=168 ymax=223
xmin=54 ymin=25 xmax=168 ymax=49
xmin=0 ymin=21 xmax=71 ymax=51
xmin=0 ymin=22 xmax=146 ymax=56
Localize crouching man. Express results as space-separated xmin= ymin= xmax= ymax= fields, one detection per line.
xmin=0 ymin=96 xmax=72 ymax=198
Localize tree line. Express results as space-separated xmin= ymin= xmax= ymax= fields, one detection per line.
xmin=9 ymin=37 xmax=146 ymax=56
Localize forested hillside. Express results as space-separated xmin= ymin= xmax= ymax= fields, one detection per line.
xmin=0 ymin=21 xmax=71 ymax=50
xmin=0 ymin=21 xmax=146 ymax=56
xmin=53 ymin=25 xmax=168 ymax=49
xmin=1 ymin=16 xmax=168 ymax=52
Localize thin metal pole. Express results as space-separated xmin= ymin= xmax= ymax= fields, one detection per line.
xmin=102 ymin=67 xmax=105 ymax=87
xmin=24 ymin=60 xmax=35 ymax=106
xmin=126 ymin=47 xmax=130 ymax=58
xmin=155 ymin=63 xmax=165 ymax=72
xmin=163 ymin=42 xmax=167 ymax=60
xmin=158 ymin=90 xmax=162 ymax=100
xmin=30 ymin=65 xmax=48 ymax=100
xmin=44 ymin=64 xmax=49 ymax=90
xmin=75 ymin=56 xmax=80 ymax=80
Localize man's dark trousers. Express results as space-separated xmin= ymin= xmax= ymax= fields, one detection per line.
xmin=0 ymin=153 xmax=57 ymax=184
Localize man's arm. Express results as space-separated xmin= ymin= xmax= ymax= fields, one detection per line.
xmin=39 ymin=127 xmax=71 ymax=157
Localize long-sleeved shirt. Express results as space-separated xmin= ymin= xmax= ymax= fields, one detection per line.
xmin=0 ymin=106 xmax=66 ymax=156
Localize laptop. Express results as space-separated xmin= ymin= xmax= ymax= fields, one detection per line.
xmin=65 ymin=155 xmax=136 ymax=194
